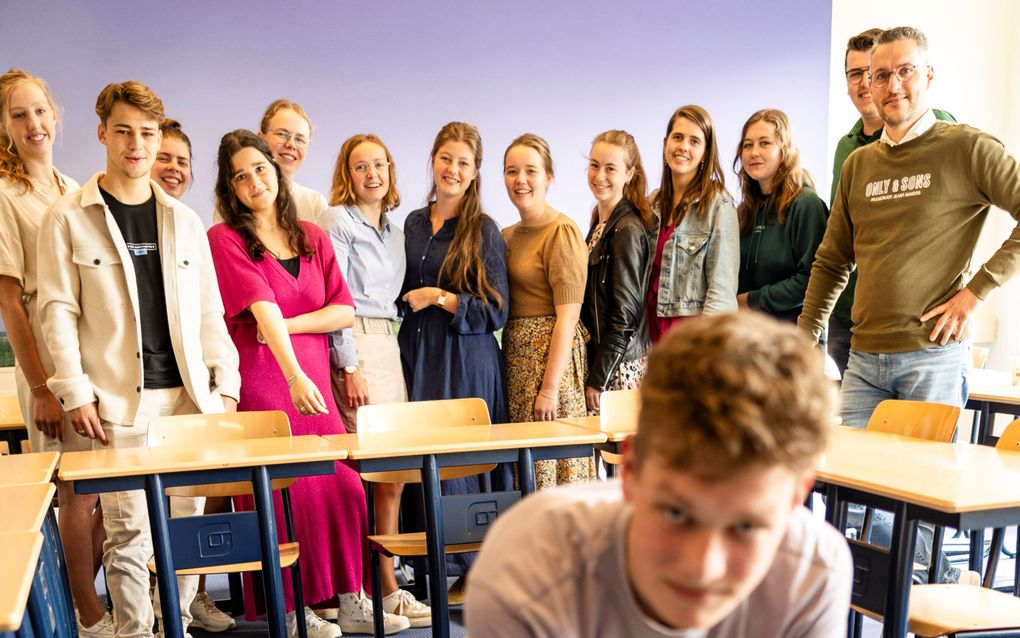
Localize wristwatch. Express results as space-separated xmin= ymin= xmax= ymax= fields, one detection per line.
xmin=436 ymin=290 xmax=448 ymax=306
xmin=343 ymin=365 xmax=359 ymax=375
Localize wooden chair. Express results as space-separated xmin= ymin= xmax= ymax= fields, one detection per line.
xmin=145 ymin=411 xmax=307 ymax=638
xmin=984 ymin=419 xmax=1020 ymax=595
xmin=854 ymin=584 xmax=1020 ymax=637
xmin=357 ymin=398 xmax=494 ymax=633
xmin=598 ymin=389 xmax=637 ymax=470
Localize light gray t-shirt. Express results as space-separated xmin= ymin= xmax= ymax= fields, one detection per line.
xmin=465 ymin=481 xmax=852 ymax=638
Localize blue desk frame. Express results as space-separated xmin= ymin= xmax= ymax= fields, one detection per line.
xmin=3 ymin=509 xmax=76 ymax=638
xmin=73 ymin=460 xmax=336 ymax=638
xmin=358 ymin=442 xmax=595 ymax=638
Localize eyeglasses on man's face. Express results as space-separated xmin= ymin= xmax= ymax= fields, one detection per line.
xmin=845 ymin=67 xmax=869 ymax=85
xmin=869 ymin=63 xmax=927 ymax=89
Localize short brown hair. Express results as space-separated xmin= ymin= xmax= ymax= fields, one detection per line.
xmin=876 ymin=25 xmax=929 ymax=51
xmin=95 ymin=81 xmax=165 ymax=125
xmin=328 ymin=133 xmax=400 ymax=211
xmin=844 ymin=28 xmax=882 ymax=68
xmin=632 ymin=312 xmax=834 ymax=476
xmin=259 ymin=98 xmax=313 ymax=136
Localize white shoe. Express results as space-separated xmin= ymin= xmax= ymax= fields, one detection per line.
xmin=381 ymin=589 xmax=431 ymax=628
xmin=77 ymin=611 xmax=115 ymax=638
xmin=287 ymin=606 xmax=342 ymax=638
xmin=189 ymin=592 xmax=237 ymax=632
xmin=337 ymin=591 xmax=410 ymax=635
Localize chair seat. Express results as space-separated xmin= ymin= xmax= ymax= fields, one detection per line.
xmin=368 ymin=532 xmax=481 ymax=557
xmin=147 ymin=541 xmax=299 ymax=576
xmin=853 ymin=584 xmax=1020 ymax=636
xmin=361 ymin=463 xmax=497 ymax=485
xmin=600 ymin=450 xmax=623 ymax=466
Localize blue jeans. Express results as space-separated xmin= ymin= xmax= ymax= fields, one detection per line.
xmin=840 ymin=342 xmax=969 ymax=428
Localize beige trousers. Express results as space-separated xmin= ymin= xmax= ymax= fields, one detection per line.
xmin=96 ymin=387 xmax=205 ymax=638
xmin=331 ymin=317 xmax=408 ymax=432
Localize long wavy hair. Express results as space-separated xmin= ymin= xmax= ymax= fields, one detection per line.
xmin=0 ymin=69 xmax=60 ymax=195
xmin=655 ymin=105 xmax=726 ymax=226
xmin=426 ymin=121 xmax=503 ymax=310
xmin=733 ymin=109 xmax=814 ymax=233
xmin=328 ymin=133 xmax=401 ymax=211
xmin=588 ymin=129 xmax=654 ymax=228
xmin=214 ymin=129 xmax=311 ymax=262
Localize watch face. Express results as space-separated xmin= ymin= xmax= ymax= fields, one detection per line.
xmin=344 ymin=366 xmax=358 ymax=374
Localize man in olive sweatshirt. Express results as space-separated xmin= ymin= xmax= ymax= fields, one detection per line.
xmin=800 ymin=25 xmax=1020 ymax=428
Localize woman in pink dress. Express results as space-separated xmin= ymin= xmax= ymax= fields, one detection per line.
xmin=207 ymin=129 xmax=409 ymax=637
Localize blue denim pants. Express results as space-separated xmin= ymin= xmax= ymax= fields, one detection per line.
xmin=840 ymin=342 xmax=969 ymax=428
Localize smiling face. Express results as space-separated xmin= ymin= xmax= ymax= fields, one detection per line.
xmin=622 ymin=453 xmax=810 ymax=629
xmin=432 ymin=140 xmax=477 ymax=202
xmin=740 ymin=120 xmax=782 ymax=194
xmin=664 ymin=116 xmax=706 ymax=188
xmin=587 ymin=141 xmax=633 ymax=209
xmin=3 ymin=80 xmax=57 ymax=164
xmin=230 ymin=145 xmax=279 ymax=216
xmin=503 ymin=144 xmax=551 ymax=215
xmin=348 ymin=141 xmax=390 ymax=209
xmin=151 ymin=137 xmax=191 ymax=198
xmin=870 ymin=38 xmax=933 ymax=131
xmin=259 ymin=107 xmax=310 ymax=178
xmin=845 ymin=49 xmax=879 ymax=121
xmin=98 ymin=101 xmax=161 ymax=182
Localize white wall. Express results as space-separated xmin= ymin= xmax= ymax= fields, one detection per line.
xmin=828 ymin=0 xmax=1020 ymax=370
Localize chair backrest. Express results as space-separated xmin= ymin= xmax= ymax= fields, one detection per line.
xmin=147 ymin=410 xmax=292 ymax=497
xmin=866 ymin=400 xmax=959 ymax=443
xmin=357 ymin=398 xmax=491 ymax=434
xmin=600 ymin=389 xmax=639 ymax=428
xmin=996 ymin=419 xmax=1020 ymax=452
xmin=0 ymin=393 xmax=24 ymax=428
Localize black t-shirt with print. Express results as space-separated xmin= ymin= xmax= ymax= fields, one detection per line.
xmin=100 ymin=186 xmax=184 ymax=390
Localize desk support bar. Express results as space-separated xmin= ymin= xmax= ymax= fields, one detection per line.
xmin=884 ymin=501 xmax=916 ymax=638
xmin=146 ymin=474 xmax=183 ymax=638
xmin=252 ymin=466 xmax=286 ymax=638
xmin=518 ymin=448 xmax=535 ymax=495
xmin=421 ymin=454 xmax=449 ymax=638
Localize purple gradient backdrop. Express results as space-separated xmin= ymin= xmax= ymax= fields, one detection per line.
xmin=4 ymin=0 xmax=832 ymax=229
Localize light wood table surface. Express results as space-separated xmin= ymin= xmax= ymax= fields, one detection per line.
xmin=557 ymin=414 xmax=635 ymax=442
xmin=816 ymin=426 xmax=1020 ymax=638
xmin=0 ymin=483 xmax=56 ymax=532
xmin=0 ymin=451 xmax=58 ymax=486
xmin=0 ymin=531 xmax=43 ymax=631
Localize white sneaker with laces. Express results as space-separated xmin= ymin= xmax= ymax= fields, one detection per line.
xmin=189 ymin=591 xmax=237 ymax=632
xmin=77 ymin=611 xmax=115 ymax=638
xmin=381 ymin=589 xmax=431 ymax=628
xmin=287 ymin=606 xmax=342 ymax=638
xmin=337 ymin=591 xmax=409 ymax=635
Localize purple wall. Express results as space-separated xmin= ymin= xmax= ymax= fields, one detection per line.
xmin=4 ymin=0 xmax=832 ymax=229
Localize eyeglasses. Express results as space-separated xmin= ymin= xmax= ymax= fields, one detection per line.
xmin=845 ymin=66 xmax=869 ymax=85
xmin=267 ymin=128 xmax=309 ymax=148
xmin=351 ymin=160 xmax=390 ymax=175
xmin=869 ymin=63 xmax=926 ymax=88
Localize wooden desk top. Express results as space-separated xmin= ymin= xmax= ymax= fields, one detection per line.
xmin=324 ymin=421 xmax=606 ymax=459
xmin=58 ymin=435 xmax=346 ymax=482
xmin=0 ymin=483 xmax=55 ymax=532
xmin=817 ymin=427 xmax=1020 ymax=513
xmin=556 ymin=415 xmax=635 ymax=442
xmin=0 ymin=451 xmax=58 ymax=486
xmin=0 ymin=531 xmax=43 ymax=631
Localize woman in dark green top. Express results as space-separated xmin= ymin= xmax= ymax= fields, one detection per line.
xmin=734 ymin=109 xmax=828 ymax=323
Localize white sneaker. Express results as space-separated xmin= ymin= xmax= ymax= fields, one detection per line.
xmin=381 ymin=589 xmax=431 ymax=628
xmin=287 ymin=606 xmax=342 ymax=638
xmin=77 ymin=611 xmax=115 ymax=638
xmin=337 ymin=591 xmax=410 ymax=635
xmin=189 ymin=592 xmax=237 ymax=632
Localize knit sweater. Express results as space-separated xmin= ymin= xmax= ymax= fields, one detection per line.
xmin=800 ymin=122 xmax=1020 ymax=352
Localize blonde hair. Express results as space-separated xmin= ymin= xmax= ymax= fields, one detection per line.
xmin=259 ymin=99 xmax=313 ymax=136
xmin=328 ymin=134 xmax=400 ymax=211
xmin=0 ymin=69 xmax=60 ymax=195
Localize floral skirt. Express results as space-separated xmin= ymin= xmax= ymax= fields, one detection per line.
xmin=502 ymin=315 xmax=595 ymax=489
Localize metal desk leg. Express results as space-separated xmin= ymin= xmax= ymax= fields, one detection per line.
xmin=252 ymin=466 xmax=286 ymax=638
xmin=969 ymin=528 xmax=986 ymax=575
xmin=518 ymin=448 xmax=535 ymax=495
xmin=883 ymin=502 xmax=917 ymax=638
xmin=421 ymin=454 xmax=448 ymax=638
xmin=145 ymin=474 xmax=182 ymax=638
xmin=973 ymin=402 xmax=990 ymax=445
xmin=43 ymin=508 xmax=76 ymax=637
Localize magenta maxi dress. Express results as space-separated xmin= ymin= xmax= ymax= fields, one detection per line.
xmin=207 ymin=221 xmax=367 ymax=610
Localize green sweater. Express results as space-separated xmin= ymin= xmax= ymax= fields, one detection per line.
xmin=828 ymin=109 xmax=957 ymax=327
xmin=800 ymin=122 xmax=1020 ymax=352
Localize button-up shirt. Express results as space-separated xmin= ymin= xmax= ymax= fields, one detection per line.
xmin=879 ymin=108 xmax=936 ymax=147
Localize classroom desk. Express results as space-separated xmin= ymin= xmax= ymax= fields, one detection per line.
xmin=966 ymin=376 xmax=1020 ymax=445
xmin=0 ymin=483 xmax=56 ymax=533
xmin=59 ymin=435 xmax=347 ymax=638
xmin=0 ymin=452 xmax=58 ymax=487
xmin=0 ymin=531 xmax=44 ymax=637
xmin=556 ymin=415 xmax=634 ymax=477
xmin=323 ymin=421 xmax=606 ymax=638
xmin=816 ymin=427 xmax=1020 ymax=638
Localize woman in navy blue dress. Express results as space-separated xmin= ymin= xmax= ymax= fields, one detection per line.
xmin=397 ymin=121 xmax=509 ymax=585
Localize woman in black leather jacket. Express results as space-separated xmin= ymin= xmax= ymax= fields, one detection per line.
xmin=581 ymin=130 xmax=655 ymax=413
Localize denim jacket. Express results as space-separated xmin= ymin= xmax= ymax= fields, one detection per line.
xmin=650 ymin=190 xmax=739 ymax=317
